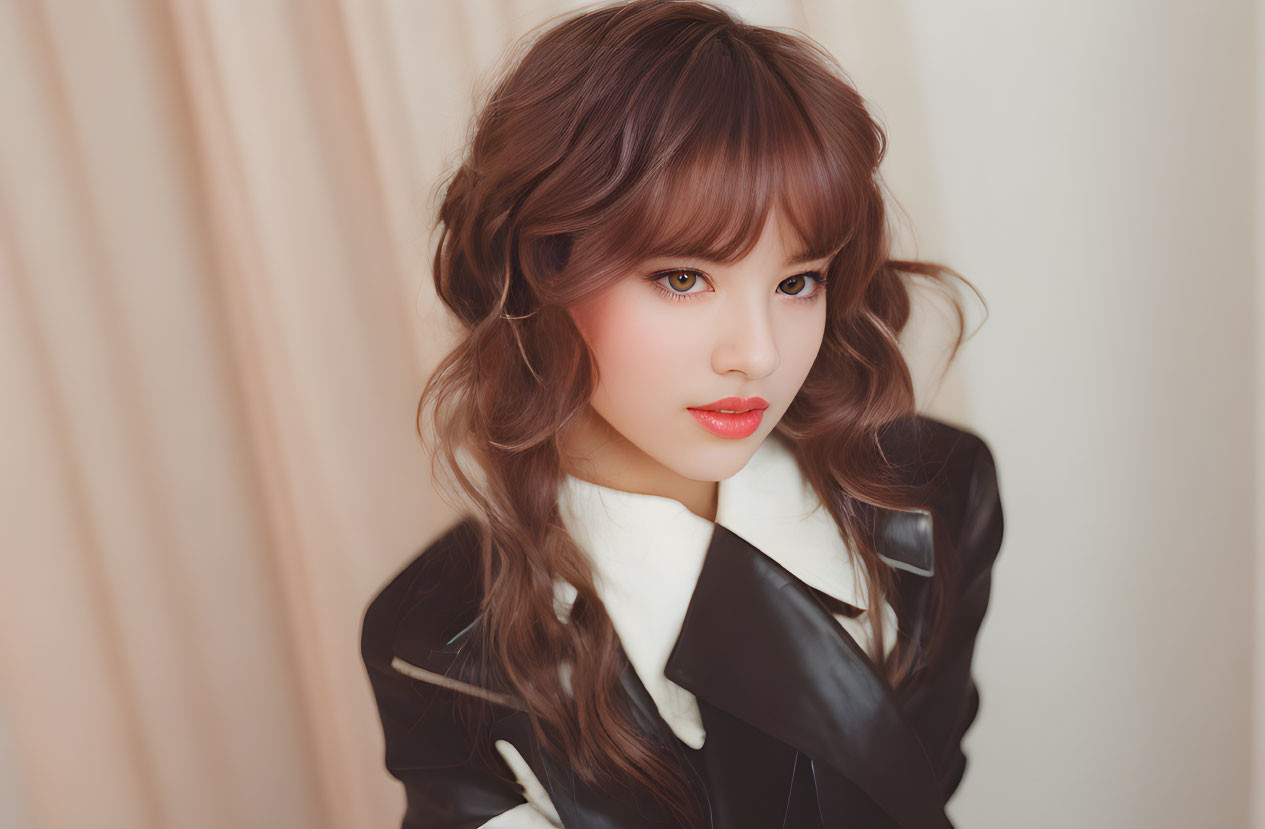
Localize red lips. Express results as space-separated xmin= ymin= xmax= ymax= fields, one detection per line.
xmin=689 ymin=396 xmax=769 ymax=413
xmin=686 ymin=396 xmax=770 ymax=439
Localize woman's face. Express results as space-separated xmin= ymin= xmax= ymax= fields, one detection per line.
xmin=565 ymin=209 xmax=831 ymax=493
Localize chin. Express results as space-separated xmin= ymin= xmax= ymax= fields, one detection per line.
xmin=659 ymin=435 xmax=767 ymax=482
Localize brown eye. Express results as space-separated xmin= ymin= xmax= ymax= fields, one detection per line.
xmin=782 ymin=275 xmax=808 ymax=295
xmin=665 ymin=271 xmax=699 ymax=292
xmin=779 ymin=272 xmax=827 ymax=299
xmin=645 ymin=269 xmax=713 ymax=302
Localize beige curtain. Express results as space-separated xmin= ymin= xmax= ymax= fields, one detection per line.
xmin=0 ymin=1 xmax=971 ymax=827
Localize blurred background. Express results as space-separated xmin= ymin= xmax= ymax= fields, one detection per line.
xmin=1 ymin=0 xmax=1260 ymax=827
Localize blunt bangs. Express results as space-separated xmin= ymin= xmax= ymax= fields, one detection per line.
xmin=571 ymin=29 xmax=867 ymax=278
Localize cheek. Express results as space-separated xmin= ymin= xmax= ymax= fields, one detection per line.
xmin=789 ymin=310 xmax=827 ymax=372
xmin=573 ymin=289 xmax=688 ymax=409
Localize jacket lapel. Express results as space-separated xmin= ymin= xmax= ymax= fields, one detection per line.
xmin=662 ymin=511 xmax=950 ymax=829
xmin=394 ymin=500 xmax=950 ymax=828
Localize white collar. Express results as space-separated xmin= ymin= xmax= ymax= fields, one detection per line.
xmin=552 ymin=430 xmax=869 ymax=626
xmin=551 ymin=432 xmax=881 ymax=749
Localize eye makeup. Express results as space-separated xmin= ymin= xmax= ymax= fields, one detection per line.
xmin=645 ymin=268 xmax=829 ymax=304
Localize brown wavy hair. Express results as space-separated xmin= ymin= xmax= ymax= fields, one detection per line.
xmin=417 ymin=0 xmax=981 ymax=825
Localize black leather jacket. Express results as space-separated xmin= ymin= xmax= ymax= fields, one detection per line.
xmin=360 ymin=414 xmax=1005 ymax=828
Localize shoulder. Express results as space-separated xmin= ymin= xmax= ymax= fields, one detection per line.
xmin=879 ymin=412 xmax=991 ymax=481
xmin=883 ymin=414 xmax=1005 ymax=573
xmin=359 ymin=517 xmax=486 ymax=683
xmin=358 ymin=520 xmax=533 ymax=822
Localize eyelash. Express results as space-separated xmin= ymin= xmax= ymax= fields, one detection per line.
xmin=646 ymin=269 xmax=830 ymax=304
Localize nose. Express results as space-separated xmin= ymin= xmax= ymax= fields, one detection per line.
xmin=711 ymin=294 xmax=780 ymax=379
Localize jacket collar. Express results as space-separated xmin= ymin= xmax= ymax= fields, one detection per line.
xmin=421 ymin=502 xmax=945 ymax=829
xmin=555 ymin=429 xmax=934 ymax=599
xmin=554 ymin=429 xmax=879 ymax=617
xmin=553 ymin=430 xmax=904 ymax=747
xmin=549 ymin=431 xmax=946 ymax=827
xmin=657 ymin=518 xmax=948 ymax=829
xmin=408 ymin=427 xmax=947 ymax=827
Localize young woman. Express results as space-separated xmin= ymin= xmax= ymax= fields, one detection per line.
xmin=360 ymin=1 xmax=1005 ymax=827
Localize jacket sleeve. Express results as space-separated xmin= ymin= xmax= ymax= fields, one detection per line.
xmin=360 ymin=541 xmax=542 ymax=829
xmin=900 ymin=433 xmax=1006 ymax=804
